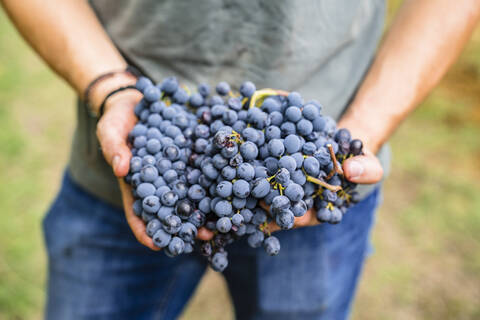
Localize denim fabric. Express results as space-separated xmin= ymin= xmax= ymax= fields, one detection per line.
xmin=43 ymin=172 xmax=380 ymax=320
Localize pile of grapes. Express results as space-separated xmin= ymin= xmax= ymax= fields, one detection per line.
xmin=125 ymin=77 xmax=363 ymax=272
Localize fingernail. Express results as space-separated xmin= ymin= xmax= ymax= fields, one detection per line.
xmin=348 ymin=160 xmax=364 ymax=179
xmin=112 ymin=155 xmax=120 ymax=172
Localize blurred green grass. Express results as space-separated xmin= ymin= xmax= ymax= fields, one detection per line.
xmin=1 ymin=2 xmax=480 ymax=319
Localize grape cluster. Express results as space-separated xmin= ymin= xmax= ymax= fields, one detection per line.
xmin=125 ymin=77 xmax=363 ymax=272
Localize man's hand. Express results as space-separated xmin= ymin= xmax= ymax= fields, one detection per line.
xmin=96 ymin=90 xmax=214 ymax=248
xmin=261 ymin=142 xmax=384 ymax=232
xmin=96 ymin=90 xmax=162 ymax=250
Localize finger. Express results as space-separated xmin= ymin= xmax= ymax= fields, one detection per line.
xmin=119 ymin=179 xmax=161 ymax=251
xmin=126 ymin=209 xmax=160 ymax=251
xmin=343 ymin=150 xmax=384 ymax=184
xmin=97 ymin=113 xmax=134 ymax=178
xmin=266 ymin=221 xmax=281 ymax=233
xmin=197 ymin=227 xmax=214 ymax=240
xmin=261 ymin=200 xmax=316 ymax=230
xmin=294 ymin=209 xmax=317 ymax=228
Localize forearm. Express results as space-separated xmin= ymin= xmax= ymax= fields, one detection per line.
xmin=1 ymin=0 xmax=135 ymax=110
xmin=340 ymin=0 xmax=480 ymax=153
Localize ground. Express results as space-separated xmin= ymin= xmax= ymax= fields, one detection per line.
xmin=0 ymin=1 xmax=479 ymax=319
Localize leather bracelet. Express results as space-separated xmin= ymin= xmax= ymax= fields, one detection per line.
xmin=98 ymin=85 xmax=139 ymax=118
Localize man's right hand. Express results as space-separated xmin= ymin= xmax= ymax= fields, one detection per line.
xmin=96 ymin=90 xmax=214 ymax=249
xmin=95 ymin=90 xmax=162 ymax=250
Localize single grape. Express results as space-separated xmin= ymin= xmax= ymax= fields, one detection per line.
xmin=188 ymin=210 xmax=206 ymax=228
xmin=302 ymin=103 xmax=319 ymax=121
xmin=157 ymin=206 xmax=174 ymax=222
xmin=303 ymin=157 xmax=320 ymax=176
xmin=216 ymin=217 xmax=232 ymax=233
xmin=247 ymin=230 xmax=265 ymax=248
xmin=216 ymin=81 xmax=231 ymax=96
xmin=284 ymin=183 xmax=304 ymax=202
xmin=162 ymin=214 xmax=182 ymax=235
xmin=216 ymin=181 xmax=233 ymax=198
xmin=239 ymin=141 xmax=259 ymax=161
xmin=322 ymin=189 xmax=338 ymax=202
xmin=275 ymin=168 xmax=290 ymax=185
xmin=140 ymin=165 xmax=158 ymax=183
xmin=137 ymin=183 xmax=156 ymax=198
xmin=291 ymin=200 xmax=307 ymax=217
xmin=317 ymin=208 xmax=332 ymax=223
xmin=211 ymin=252 xmax=228 ymax=272
xmin=168 ymin=236 xmax=185 ymax=256
xmin=214 ymin=200 xmax=233 ymax=217
xmin=221 ymin=166 xmax=237 ymax=180
xmin=135 ymin=77 xmax=153 ymax=92
xmin=175 ymin=199 xmax=194 ymax=219
xmin=198 ymin=198 xmax=211 ymax=214
xmin=130 ymin=156 xmax=143 ymax=173
xmin=146 ymin=219 xmax=162 ymax=237
xmin=237 ymin=163 xmax=255 ymax=181
xmin=350 ymin=139 xmax=363 ymax=156
xmin=160 ymin=77 xmax=178 ymax=94
xmin=142 ymin=195 xmax=160 ymax=214
xmin=232 ymin=197 xmax=247 ymax=209
xmin=265 ymin=126 xmax=282 ymax=141
xmin=240 ymin=208 xmax=254 ymax=223
xmin=264 ymin=236 xmax=281 ymax=256
xmin=173 ymin=88 xmax=189 ymax=104
xmin=197 ymin=83 xmax=210 ymax=97
xmin=178 ymin=222 xmax=197 ymax=242
xmin=252 ymin=208 xmax=267 ymax=226
xmin=231 ymin=213 xmax=244 ymax=226
xmin=144 ymin=85 xmax=161 ymax=102
xmin=251 ymin=178 xmax=271 ymax=198
xmin=152 ymin=229 xmax=171 ymax=248
xmin=267 ymin=139 xmax=285 ymax=158
xmin=188 ymin=184 xmax=206 ymax=202
xmin=271 ymin=195 xmax=290 ymax=215
xmin=184 ymin=242 xmax=194 ymax=254
xmin=302 ymin=142 xmax=317 ymax=155
xmin=329 ymin=208 xmax=343 ymax=224
xmin=287 ymin=91 xmax=303 ymax=107
xmin=240 ymin=81 xmax=256 ymax=97
xmin=285 ymin=106 xmax=302 ymax=122
xmin=275 ymin=210 xmax=295 ymax=230
xmin=232 ymin=179 xmax=251 ymax=199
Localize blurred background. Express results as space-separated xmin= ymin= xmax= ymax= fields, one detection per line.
xmin=1 ymin=1 xmax=479 ymax=319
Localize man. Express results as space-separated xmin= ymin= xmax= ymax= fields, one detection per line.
xmin=2 ymin=0 xmax=479 ymax=319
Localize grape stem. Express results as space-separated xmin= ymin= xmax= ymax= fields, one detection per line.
xmin=326 ymin=144 xmax=344 ymax=175
xmin=305 ymin=175 xmax=342 ymax=192
xmin=259 ymin=221 xmax=271 ymax=237
xmin=249 ymin=88 xmax=289 ymax=109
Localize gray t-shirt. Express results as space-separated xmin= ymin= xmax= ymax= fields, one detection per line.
xmin=69 ymin=0 xmax=388 ymax=208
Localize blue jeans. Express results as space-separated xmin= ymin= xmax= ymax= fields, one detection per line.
xmin=43 ymin=173 xmax=380 ymax=320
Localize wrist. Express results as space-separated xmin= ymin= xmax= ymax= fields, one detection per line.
xmin=88 ymin=72 xmax=138 ymax=114
xmin=103 ymin=89 xmax=142 ymax=115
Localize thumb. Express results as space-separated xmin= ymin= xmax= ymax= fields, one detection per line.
xmin=343 ymin=150 xmax=383 ymax=184
xmin=97 ymin=117 xmax=132 ymax=178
